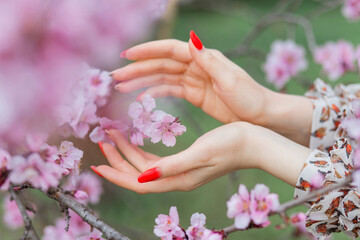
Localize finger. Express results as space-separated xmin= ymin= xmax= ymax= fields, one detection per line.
xmin=138 ymin=147 xmax=211 ymax=183
xmin=107 ymin=129 xmax=159 ymax=171
xmin=123 ymin=39 xmax=192 ymax=62
xmin=141 ymin=85 xmax=186 ymax=99
xmin=114 ymin=74 xmax=183 ymax=93
xmin=188 ymin=33 xmax=237 ymax=90
xmin=96 ymin=165 xmax=187 ymax=193
xmin=101 ymin=142 xmax=139 ymax=173
xmin=111 ymin=59 xmax=188 ymax=82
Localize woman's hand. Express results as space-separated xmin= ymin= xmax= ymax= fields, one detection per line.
xmin=111 ymin=33 xmax=313 ymax=146
xmin=93 ymin=122 xmax=312 ymax=194
xmin=111 ymin=37 xmax=267 ymax=124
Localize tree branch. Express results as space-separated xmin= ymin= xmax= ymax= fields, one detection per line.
xmin=9 ymin=185 xmax=40 ymax=240
xmin=42 ymin=187 xmax=131 ymax=240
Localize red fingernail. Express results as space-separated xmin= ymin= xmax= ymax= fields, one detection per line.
xmin=138 ymin=167 xmax=161 ymax=183
xmin=190 ymin=30 xmax=203 ymax=50
xmin=120 ymin=50 xmax=128 ymax=59
xmin=91 ymin=166 xmax=104 ymax=178
xmin=136 ymin=92 xmax=145 ymax=101
xmin=98 ymin=142 xmax=106 ymax=157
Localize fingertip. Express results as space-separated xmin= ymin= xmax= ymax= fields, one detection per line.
xmin=138 ymin=167 xmax=162 ymax=183
xmin=90 ymin=166 xmax=104 ymax=178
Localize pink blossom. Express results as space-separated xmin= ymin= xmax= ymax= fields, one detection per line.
xmin=290 ymin=212 xmax=307 ymax=234
xmin=128 ymin=94 xmax=156 ymax=134
xmin=90 ymin=117 xmax=129 ymax=144
xmin=26 ymin=132 xmax=48 ymax=152
xmin=0 ymin=149 xmax=11 ymax=188
xmin=58 ymin=97 xmax=99 ymax=138
xmin=76 ymin=229 xmax=105 ymax=240
xmin=226 ymin=184 xmax=251 ymax=229
xmin=310 ymin=172 xmax=324 ymax=189
xmin=154 ymin=206 xmax=185 ymax=240
xmin=186 ymin=212 xmax=207 ymax=240
xmin=314 ymin=40 xmax=356 ymax=81
xmin=74 ymin=190 xmax=89 ymax=202
xmin=150 ymin=111 xmax=187 ymax=147
xmin=79 ymin=67 xmax=113 ymax=107
xmin=55 ymin=141 xmax=83 ymax=177
xmin=64 ymin=172 xmax=103 ymax=204
xmin=263 ymin=40 xmax=307 ymax=89
xmin=250 ymin=184 xmax=279 ymax=226
xmin=9 ymin=153 xmax=63 ymax=191
xmin=130 ymin=131 xmax=146 ymax=146
xmin=43 ymin=225 xmax=75 ymax=240
xmin=342 ymin=0 xmax=360 ymax=21
xmin=201 ymin=229 xmax=223 ymax=240
xmin=3 ymin=195 xmax=34 ymax=229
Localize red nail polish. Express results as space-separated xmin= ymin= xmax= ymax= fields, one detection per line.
xmin=91 ymin=166 xmax=104 ymax=178
xmin=190 ymin=30 xmax=203 ymax=50
xmin=98 ymin=142 xmax=106 ymax=157
xmin=138 ymin=167 xmax=161 ymax=183
xmin=136 ymin=92 xmax=145 ymax=101
xmin=120 ymin=50 xmax=127 ymax=59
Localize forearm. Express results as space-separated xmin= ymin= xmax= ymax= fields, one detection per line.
xmin=255 ymin=89 xmax=313 ymax=147
xmin=242 ymin=124 xmax=313 ymax=186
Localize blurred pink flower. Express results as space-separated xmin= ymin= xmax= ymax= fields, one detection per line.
xmin=26 ymin=133 xmax=48 ymax=152
xmin=90 ymin=117 xmax=129 ymax=144
xmin=201 ymin=229 xmax=223 ymax=240
xmin=154 ymin=206 xmax=185 ymax=240
xmin=74 ymin=190 xmax=89 ymax=202
xmin=3 ymin=195 xmax=34 ymax=229
xmin=64 ymin=172 xmax=103 ymax=204
xmin=342 ymin=0 xmax=360 ymax=20
xmin=314 ymin=40 xmax=357 ymax=81
xmin=55 ymin=141 xmax=83 ymax=177
xmin=9 ymin=153 xmax=63 ymax=191
xmin=250 ymin=184 xmax=279 ymax=227
xmin=186 ymin=212 xmax=207 ymax=240
xmin=226 ymin=184 xmax=252 ymax=229
xmin=263 ymin=40 xmax=307 ymax=89
xmin=76 ymin=229 xmax=105 ymax=240
xmin=290 ymin=212 xmax=307 ymax=234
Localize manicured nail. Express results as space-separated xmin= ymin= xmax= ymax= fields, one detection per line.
xmin=138 ymin=167 xmax=161 ymax=183
xmin=91 ymin=166 xmax=104 ymax=178
xmin=136 ymin=92 xmax=145 ymax=101
xmin=98 ymin=142 xmax=106 ymax=157
xmin=120 ymin=50 xmax=128 ymax=59
xmin=114 ymin=83 xmax=121 ymax=90
xmin=109 ymin=70 xmax=116 ymax=77
xmin=190 ymin=30 xmax=203 ymax=50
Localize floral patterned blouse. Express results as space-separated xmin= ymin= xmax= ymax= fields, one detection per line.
xmin=294 ymin=79 xmax=360 ymax=240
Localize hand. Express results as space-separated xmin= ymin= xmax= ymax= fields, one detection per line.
xmin=111 ymin=34 xmax=313 ymax=146
xmin=92 ymin=122 xmax=312 ymax=194
xmin=111 ymin=37 xmax=268 ymax=124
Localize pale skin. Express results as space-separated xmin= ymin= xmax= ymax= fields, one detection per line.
xmin=94 ymin=37 xmax=314 ymax=194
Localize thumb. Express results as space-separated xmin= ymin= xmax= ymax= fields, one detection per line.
xmin=137 ymin=147 xmax=206 ymax=183
xmin=188 ymin=30 xmax=235 ymax=84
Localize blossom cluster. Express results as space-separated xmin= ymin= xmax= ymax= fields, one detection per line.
xmin=128 ymin=95 xmax=187 ymax=147
xmin=0 ymin=136 xmax=83 ymax=192
xmin=154 ymin=206 xmax=223 ymax=240
xmin=263 ymin=39 xmax=308 ymax=89
xmin=314 ymin=40 xmax=360 ymax=81
xmin=226 ymin=184 xmax=279 ymax=229
xmin=342 ymin=0 xmax=360 ymax=21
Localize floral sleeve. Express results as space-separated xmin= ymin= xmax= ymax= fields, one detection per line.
xmin=294 ymin=79 xmax=360 ymax=239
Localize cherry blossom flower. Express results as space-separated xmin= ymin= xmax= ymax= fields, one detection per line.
xmin=226 ymin=184 xmax=252 ymax=229
xmin=154 ymin=206 xmax=185 ymax=240
xmin=58 ymin=97 xmax=99 ymax=138
xmin=128 ymin=94 xmax=156 ymax=135
xmin=150 ymin=111 xmax=187 ymax=147
xmin=342 ymin=0 xmax=360 ymax=21
xmin=74 ymin=190 xmax=89 ymax=202
xmin=314 ymin=40 xmax=357 ymax=81
xmin=76 ymin=229 xmax=105 ymax=240
xmin=9 ymin=153 xmax=63 ymax=191
xmin=290 ymin=212 xmax=307 ymax=235
xmin=3 ymin=195 xmax=34 ymax=229
xmin=26 ymin=132 xmax=48 ymax=152
xmin=263 ymin=40 xmax=308 ymax=89
xmin=186 ymin=212 xmax=207 ymax=240
xmin=250 ymin=184 xmax=279 ymax=227
xmin=55 ymin=141 xmax=83 ymax=177
xmin=64 ymin=172 xmax=103 ymax=204
xmin=90 ymin=117 xmax=129 ymax=144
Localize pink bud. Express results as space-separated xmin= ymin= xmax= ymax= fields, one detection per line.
xmin=74 ymin=190 xmax=88 ymax=201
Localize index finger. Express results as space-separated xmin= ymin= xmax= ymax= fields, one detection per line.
xmin=123 ymin=39 xmax=192 ymax=63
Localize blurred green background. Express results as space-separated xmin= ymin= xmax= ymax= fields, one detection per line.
xmin=1 ymin=0 xmax=360 ymax=239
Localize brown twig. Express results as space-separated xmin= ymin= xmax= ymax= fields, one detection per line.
xmin=43 ymin=187 xmax=131 ymax=240
xmin=9 ymin=185 xmax=40 ymax=240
